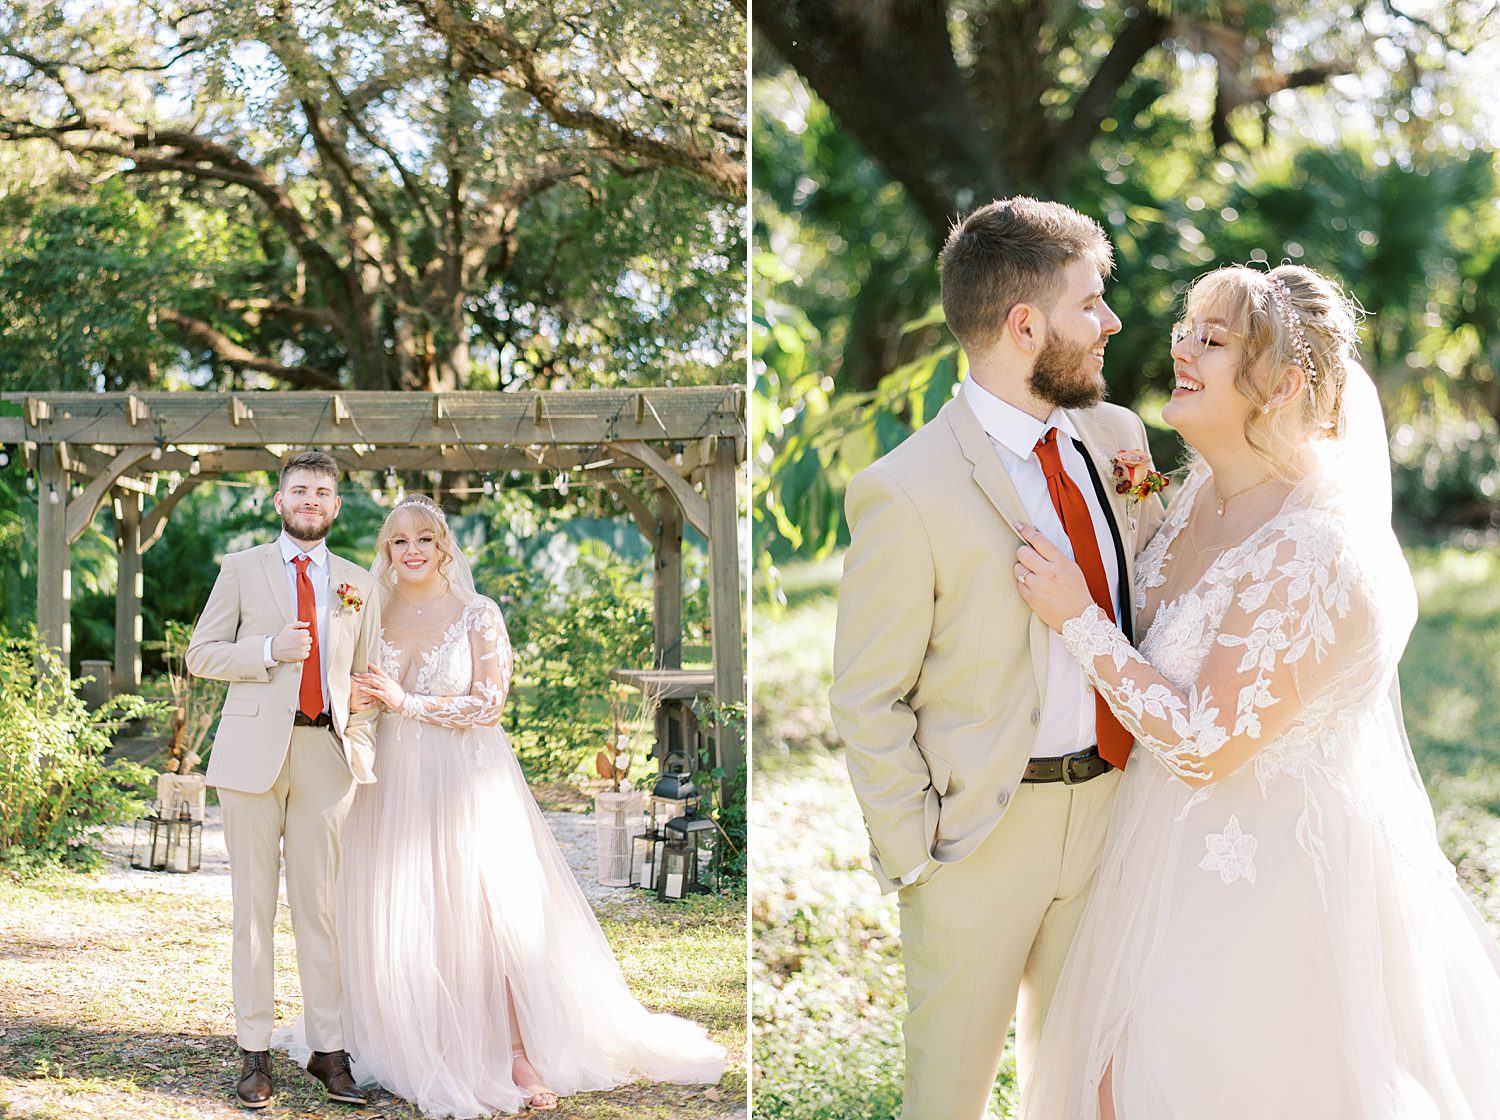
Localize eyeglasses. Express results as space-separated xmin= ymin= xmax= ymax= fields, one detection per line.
xmin=1170 ymin=321 xmax=1242 ymax=357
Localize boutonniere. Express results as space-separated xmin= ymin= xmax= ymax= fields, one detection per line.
xmin=333 ymin=582 xmax=364 ymax=616
xmin=1112 ymin=449 xmax=1169 ymax=532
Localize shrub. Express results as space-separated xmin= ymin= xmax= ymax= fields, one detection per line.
xmin=494 ymin=542 xmax=659 ymax=780
xmin=0 ymin=628 xmax=167 ymax=873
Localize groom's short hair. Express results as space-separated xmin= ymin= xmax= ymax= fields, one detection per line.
xmin=939 ymin=197 xmax=1114 ymax=353
xmin=278 ymin=450 xmax=340 ymax=490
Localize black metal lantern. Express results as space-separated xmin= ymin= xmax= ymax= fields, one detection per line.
xmin=130 ymin=810 xmax=169 ymax=871
xmin=657 ymin=814 xmax=719 ymax=900
xmin=133 ymin=801 xmax=202 ymax=874
xmin=164 ymin=801 xmax=202 ymax=874
xmin=631 ymin=831 xmax=666 ymax=891
xmin=656 ymin=831 xmax=693 ymax=902
xmin=634 ymin=752 xmax=701 ymax=893
xmin=647 ymin=752 xmax=699 ymax=836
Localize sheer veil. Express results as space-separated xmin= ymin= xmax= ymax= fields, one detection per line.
xmin=1300 ymin=362 xmax=1450 ymax=870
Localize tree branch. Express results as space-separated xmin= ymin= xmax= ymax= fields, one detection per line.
xmin=1042 ymin=8 xmax=1173 ymax=194
xmin=407 ymin=1 xmax=745 ymax=201
xmin=756 ymin=0 xmax=1009 ymax=237
xmin=160 ymin=310 xmax=341 ymax=389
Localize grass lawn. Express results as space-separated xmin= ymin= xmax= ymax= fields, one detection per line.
xmin=0 ymin=818 xmax=745 ymax=1120
xmin=751 ymin=545 xmax=1500 ymax=1120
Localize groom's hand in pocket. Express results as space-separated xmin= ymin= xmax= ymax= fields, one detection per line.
xmin=271 ymin=619 xmax=314 ymax=662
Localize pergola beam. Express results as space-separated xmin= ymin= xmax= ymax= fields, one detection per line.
xmin=36 ymin=450 xmax=70 ymax=669
xmin=611 ymin=440 xmax=710 ymax=538
xmin=66 ymin=446 xmax=156 ymax=544
xmin=706 ymin=436 xmax=745 ymax=777
xmin=113 ymin=489 xmax=144 ymax=692
xmin=0 ymin=389 xmax=743 ymax=448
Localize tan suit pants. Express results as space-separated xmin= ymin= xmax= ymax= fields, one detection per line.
xmin=898 ymin=768 xmax=1119 ymax=1120
xmin=218 ymin=726 xmax=356 ymax=1052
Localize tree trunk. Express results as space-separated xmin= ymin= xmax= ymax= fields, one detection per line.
xmin=755 ymin=1 xmax=1010 ymax=239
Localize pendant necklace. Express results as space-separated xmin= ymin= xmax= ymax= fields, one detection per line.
xmin=395 ymin=587 xmax=444 ymax=616
xmin=1213 ymin=476 xmax=1274 ymax=517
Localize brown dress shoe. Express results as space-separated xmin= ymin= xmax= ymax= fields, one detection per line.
xmin=236 ymin=1049 xmax=273 ymax=1109
xmin=307 ymin=1049 xmax=368 ymax=1105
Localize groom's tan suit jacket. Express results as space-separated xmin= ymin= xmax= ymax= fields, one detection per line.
xmin=187 ymin=542 xmax=383 ymax=792
xmin=831 ymin=391 xmax=1166 ymax=893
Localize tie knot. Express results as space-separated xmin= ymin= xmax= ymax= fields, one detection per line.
xmin=293 ymin=555 xmax=310 ymax=572
xmin=1034 ymin=427 xmax=1064 ymax=479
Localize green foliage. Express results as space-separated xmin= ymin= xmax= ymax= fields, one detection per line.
xmin=481 ymin=540 xmax=672 ymax=780
xmin=0 ymin=0 xmax=745 ymax=391
xmin=0 ymin=178 xmax=262 ymax=392
xmin=0 ymin=628 xmax=167 ymax=873
xmin=687 ymin=698 xmax=747 ymax=889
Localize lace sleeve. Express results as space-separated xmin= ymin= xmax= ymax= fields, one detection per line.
xmin=400 ymin=598 xmax=515 ymax=729
xmin=1059 ymin=519 xmax=1371 ymax=787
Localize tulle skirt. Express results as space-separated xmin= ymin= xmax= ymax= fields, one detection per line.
xmin=1021 ymin=718 xmax=1500 ymax=1120
xmin=281 ymin=713 xmax=724 ymax=1118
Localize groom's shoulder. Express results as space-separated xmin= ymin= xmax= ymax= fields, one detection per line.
xmin=1075 ymin=400 xmax=1146 ymax=440
xmin=1085 ymin=399 xmax=1145 ymax=428
xmin=327 ymin=551 xmax=374 ymax=584
xmin=870 ymin=404 xmax=961 ymax=474
xmin=221 ymin=540 xmax=278 ymax=566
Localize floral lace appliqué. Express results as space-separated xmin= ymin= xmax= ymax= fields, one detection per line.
xmin=1201 ymin=815 xmax=1258 ymax=884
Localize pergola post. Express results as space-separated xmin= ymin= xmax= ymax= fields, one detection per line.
xmin=705 ymin=436 xmax=744 ymax=776
xmin=36 ymin=449 xmax=71 ymax=667
xmin=654 ymin=487 xmax=684 ymax=671
xmin=113 ymin=488 xmax=145 ymax=693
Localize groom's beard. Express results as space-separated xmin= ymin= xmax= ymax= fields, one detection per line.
xmin=281 ymin=509 xmax=334 ymax=542
xmin=1030 ymin=333 xmax=1106 ymax=410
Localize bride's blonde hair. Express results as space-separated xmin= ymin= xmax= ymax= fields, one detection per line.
xmin=1182 ymin=264 xmax=1362 ymax=481
xmin=375 ymin=496 xmax=460 ymax=593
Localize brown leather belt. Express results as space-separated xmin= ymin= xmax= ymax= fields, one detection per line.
xmin=1022 ymin=745 xmax=1113 ymax=785
xmin=293 ymin=711 xmax=333 ymax=728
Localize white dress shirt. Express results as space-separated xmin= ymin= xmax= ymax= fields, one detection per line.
xmin=962 ymin=375 xmax=1123 ymax=754
xmin=262 ymin=532 xmax=332 ymax=710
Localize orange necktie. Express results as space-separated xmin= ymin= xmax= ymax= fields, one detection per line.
xmin=1034 ymin=428 xmax=1132 ymax=769
xmin=293 ymin=555 xmax=323 ymax=720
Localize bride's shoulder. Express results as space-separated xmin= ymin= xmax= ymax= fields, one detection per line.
xmin=458 ymin=593 xmax=508 ymax=627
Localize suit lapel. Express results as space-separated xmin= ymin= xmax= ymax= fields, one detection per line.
xmin=261 ymin=542 xmax=295 ymax=626
xmin=1068 ymin=408 xmax=1138 ymax=626
xmin=942 ymin=393 xmax=1049 ymax=700
xmin=323 ymin=555 xmax=355 ymax=675
xmin=944 ymin=393 xmax=1028 ymax=539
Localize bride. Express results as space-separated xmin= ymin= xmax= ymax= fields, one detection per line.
xmin=1013 ymin=264 xmax=1500 ymax=1118
xmin=284 ymin=495 xmax=724 ymax=1117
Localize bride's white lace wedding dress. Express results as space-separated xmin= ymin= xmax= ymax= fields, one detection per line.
xmin=1022 ymin=461 xmax=1500 ymax=1120
xmin=283 ymin=591 xmax=724 ymax=1117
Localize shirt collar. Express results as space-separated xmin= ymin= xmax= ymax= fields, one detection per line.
xmin=279 ymin=532 xmax=329 ymax=570
xmin=962 ymin=376 xmax=1078 ymax=460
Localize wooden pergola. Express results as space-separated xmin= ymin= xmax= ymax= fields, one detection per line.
xmin=0 ymin=387 xmax=746 ymax=772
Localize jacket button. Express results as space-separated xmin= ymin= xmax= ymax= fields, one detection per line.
xmin=997 ymin=790 xmax=1010 ymax=808
xmin=1030 ymin=709 xmax=1040 ymax=726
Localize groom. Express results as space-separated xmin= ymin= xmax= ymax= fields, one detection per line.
xmin=830 ymin=198 xmax=1166 ymax=1118
xmin=187 ymin=450 xmax=382 ymax=1109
